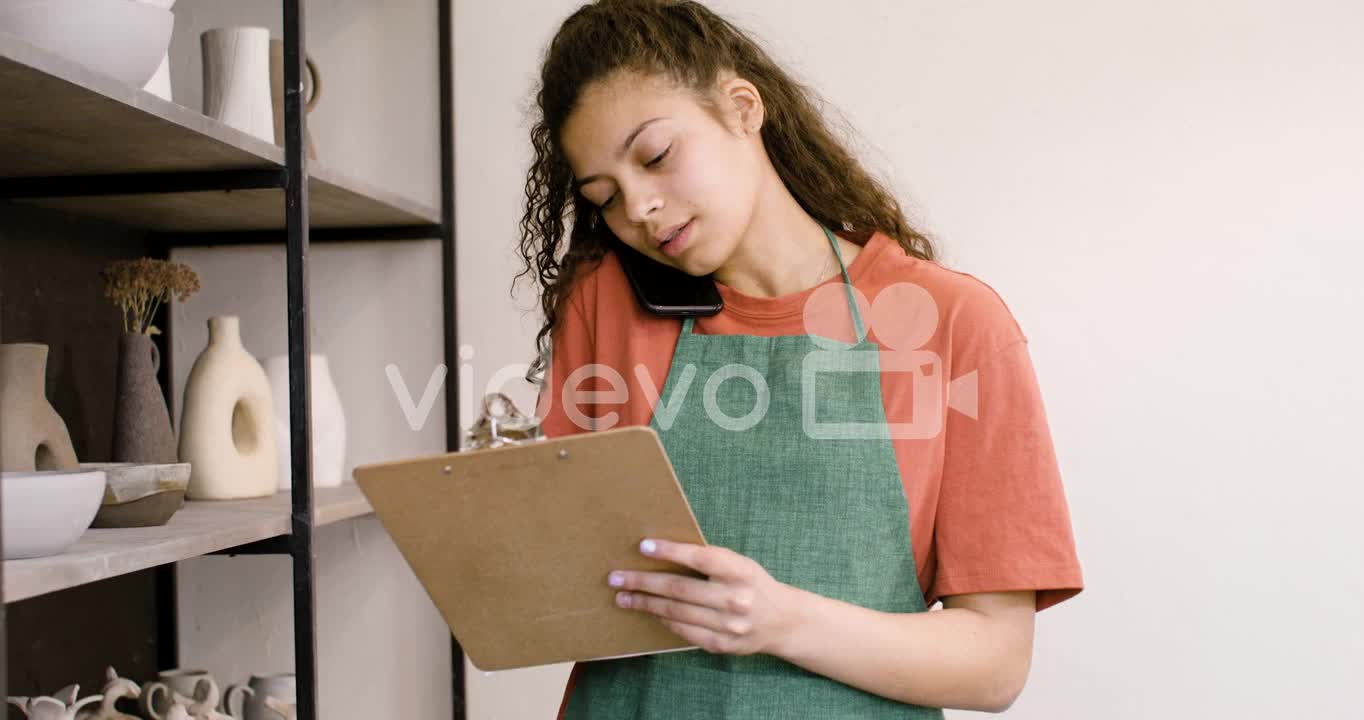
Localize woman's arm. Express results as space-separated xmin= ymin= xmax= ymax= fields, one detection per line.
xmin=612 ymin=540 xmax=1037 ymax=714
xmin=773 ymin=588 xmax=1036 ymax=713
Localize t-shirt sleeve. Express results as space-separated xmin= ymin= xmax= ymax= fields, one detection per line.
xmin=536 ymin=278 xmax=598 ymax=439
xmin=538 ymin=275 xmax=594 ymax=717
xmin=931 ymin=289 xmax=1084 ymax=612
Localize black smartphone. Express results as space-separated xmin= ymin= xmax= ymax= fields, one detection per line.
xmin=611 ymin=239 xmax=723 ymax=317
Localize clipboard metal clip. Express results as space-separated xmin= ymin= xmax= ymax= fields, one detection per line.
xmin=463 ymin=392 xmax=546 ymax=451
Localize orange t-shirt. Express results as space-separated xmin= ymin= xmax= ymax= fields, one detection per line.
xmin=538 ymin=230 xmax=1083 ymax=716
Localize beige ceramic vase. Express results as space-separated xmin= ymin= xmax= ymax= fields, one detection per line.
xmin=179 ymin=316 xmax=278 ymax=499
xmin=0 ymin=343 xmax=78 ymax=472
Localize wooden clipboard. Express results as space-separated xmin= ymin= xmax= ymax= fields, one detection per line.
xmin=351 ymin=425 xmax=708 ymax=671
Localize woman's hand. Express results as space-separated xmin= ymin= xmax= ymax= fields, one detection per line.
xmin=607 ymin=538 xmax=806 ymax=656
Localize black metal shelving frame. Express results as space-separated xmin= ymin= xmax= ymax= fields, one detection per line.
xmin=0 ymin=1 xmax=464 ymax=717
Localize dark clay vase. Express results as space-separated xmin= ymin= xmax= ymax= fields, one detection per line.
xmin=0 ymin=343 xmax=79 ymax=472
xmin=112 ymin=333 xmax=177 ymax=464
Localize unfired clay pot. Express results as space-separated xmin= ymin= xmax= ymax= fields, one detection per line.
xmin=0 ymin=343 xmax=78 ymax=472
xmin=178 ymin=316 xmax=278 ymax=499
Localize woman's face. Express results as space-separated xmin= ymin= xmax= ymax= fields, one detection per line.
xmin=560 ymin=71 xmax=765 ymax=277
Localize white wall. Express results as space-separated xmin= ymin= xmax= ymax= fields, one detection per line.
xmin=456 ymin=0 xmax=1364 ymax=718
xmin=166 ymin=1 xmax=452 ymax=718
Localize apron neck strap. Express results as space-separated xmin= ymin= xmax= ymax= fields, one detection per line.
xmin=821 ymin=223 xmax=867 ymax=343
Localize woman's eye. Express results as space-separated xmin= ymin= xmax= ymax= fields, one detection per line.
xmin=597 ymin=146 xmax=670 ymax=210
xmin=646 ymin=146 xmax=672 ymax=167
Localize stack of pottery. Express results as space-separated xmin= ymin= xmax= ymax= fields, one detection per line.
xmin=5 ymin=684 xmax=103 ymax=718
xmin=7 ymin=668 xmax=299 ymax=720
xmin=141 ymin=669 xmax=296 ymax=720
xmin=142 ymin=668 xmax=230 ymax=720
xmin=141 ymin=668 xmax=207 ymax=719
xmin=7 ymin=667 xmax=149 ymax=720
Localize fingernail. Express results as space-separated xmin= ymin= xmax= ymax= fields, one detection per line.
xmin=640 ymin=539 xmax=656 ymax=554
xmin=616 ymin=592 xmax=632 ymax=608
xmin=608 ymin=572 xmax=624 ymax=587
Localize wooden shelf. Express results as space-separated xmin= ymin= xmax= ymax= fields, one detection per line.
xmin=0 ymin=31 xmax=440 ymax=233
xmin=3 ymin=484 xmax=373 ymax=604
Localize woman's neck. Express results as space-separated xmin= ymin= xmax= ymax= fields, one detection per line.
xmin=712 ymin=170 xmax=859 ymax=299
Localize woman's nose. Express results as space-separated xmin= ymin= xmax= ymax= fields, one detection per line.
xmin=623 ymin=185 xmax=663 ymax=225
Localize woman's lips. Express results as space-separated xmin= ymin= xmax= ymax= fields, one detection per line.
xmin=660 ymin=219 xmax=694 ymax=259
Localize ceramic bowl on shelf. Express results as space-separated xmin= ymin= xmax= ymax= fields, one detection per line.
xmin=130 ymin=0 xmax=177 ymax=99
xmin=0 ymin=0 xmax=174 ymax=88
xmin=1 ymin=469 xmax=105 ymax=560
xmin=80 ymin=462 xmax=190 ymax=528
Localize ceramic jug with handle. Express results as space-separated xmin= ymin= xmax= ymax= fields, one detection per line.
xmin=224 ymin=674 xmax=293 ymax=720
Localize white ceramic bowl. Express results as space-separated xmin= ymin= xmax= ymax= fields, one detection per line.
xmin=0 ymin=0 xmax=174 ymax=88
xmin=1 ymin=470 xmax=105 ymax=560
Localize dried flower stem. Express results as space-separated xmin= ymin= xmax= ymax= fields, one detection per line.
xmin=101 ymin=259 xmax=202 ymax=335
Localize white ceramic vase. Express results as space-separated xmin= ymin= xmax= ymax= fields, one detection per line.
xmin=262 ymin=353 xmax=346 ymax=490
xmin=201 ymin=26 xmax=273 ymax=143
xmin=179 ymin=316 xmax=278 ymax=500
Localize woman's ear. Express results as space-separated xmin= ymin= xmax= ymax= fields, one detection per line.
xmin=718 ymin=76 xmax=764 ymax=137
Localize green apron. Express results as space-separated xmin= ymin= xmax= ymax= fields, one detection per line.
xmin=565 ymin=226 xmax=943 ymax=719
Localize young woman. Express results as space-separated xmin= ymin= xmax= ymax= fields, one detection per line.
xmin=516 ymin=2 xmax=1084 ymax=717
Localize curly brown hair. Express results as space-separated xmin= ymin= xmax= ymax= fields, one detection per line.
xmin=516 ymin=0 xmax=938 ymax=383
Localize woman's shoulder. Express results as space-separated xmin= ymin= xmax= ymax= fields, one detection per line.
xmin=563 ymin=249 xmax=631 ymax=316
xmin=854 ymin=231 xmax=1029 ymax=360
xmin=560 ymin=248 xmax=673 ymax=336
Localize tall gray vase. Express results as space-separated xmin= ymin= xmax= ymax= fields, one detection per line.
xmin=112 ymin=333 xmax=177 ymax=464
